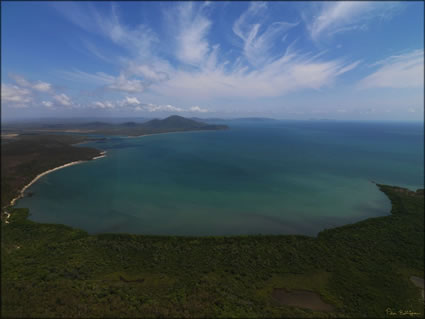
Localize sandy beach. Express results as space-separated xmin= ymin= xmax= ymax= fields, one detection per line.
xmin=92 ymin=151 xmax=107 ymax=160
xmin=7 ymin=150 xmax=108 ymax=212
xmin=1 ymin=133 xmax=19 ymax=138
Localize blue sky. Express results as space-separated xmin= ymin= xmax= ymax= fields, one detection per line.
xmin=1 ymin=1 xmax=424 ymax=120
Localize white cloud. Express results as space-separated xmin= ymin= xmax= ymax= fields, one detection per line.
xmin=93 ymin=101 xmax=114 ymax=109
xmin=107 ymin=74 xmax=145 ymax=93
xmin=174 ymin=3 xmax=212 ymax=65
xmin=9 ymin=74 xmax=31 ymax=87
xmin=124 ymin=96 xmax=141 ymax=105
xmin=146 ymin=104 xmax=183 ymax=112
xmin=90 ymin=98 xmax=207 ymax=113
xmin=42 ymin=101 xmax=54 ymax=108
xmin=358 ymin=49 xmax=424 ymax=89
xmin=92 ymin=97 xmax=140 ymax=109
xmin=32 ymin=81 xmax=52 ymax=92
xmin=123 ymin=101 xmax=183 ymax=112
xmin=9 ymin=74 xmax=52 ymax=92
xmin=2 ymin=75 xmax=73 ymax=109
xmin=190 ymin=106 xmax=208 ymax=113
xmin=129 ymin=63 xmax=169 ymax=82
xmin=53 ymin=93 xmax=72 ymax=106
xmin=1 ymin=84 xmax=33 ymax=107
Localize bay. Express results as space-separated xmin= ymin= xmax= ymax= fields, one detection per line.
xmin=17 ymin=120 xmax=424 ymax=236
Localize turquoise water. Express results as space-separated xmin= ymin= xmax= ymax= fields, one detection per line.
xmin=17 ymin=120 xmax=424 ymax=236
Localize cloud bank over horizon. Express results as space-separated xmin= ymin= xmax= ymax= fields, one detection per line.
xmin=1 ymin=1 xmax=424 ymax=120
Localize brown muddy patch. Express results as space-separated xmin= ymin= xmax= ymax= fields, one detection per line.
xmin=272 ymin=288 xmax=334 ymax=312
xmin=119 ymin=275 xmax=145 ymax=283
xmin=410 ymin=276 xmax=424 ymax=300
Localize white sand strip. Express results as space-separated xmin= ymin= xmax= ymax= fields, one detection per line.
xmin=92 ymin=151 xmax=107 ymax=160
xmin=7 ymin=151 xmax=108 ymax=209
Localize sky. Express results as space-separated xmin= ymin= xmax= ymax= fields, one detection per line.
xmin=1 ymin=1 xmax=424 ymax=121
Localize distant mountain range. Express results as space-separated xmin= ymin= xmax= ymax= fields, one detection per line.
xmin=2 ymin=115 xmax=228 ymax=137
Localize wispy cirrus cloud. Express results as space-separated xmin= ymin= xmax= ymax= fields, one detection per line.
xmin=52 ymin=1 xmax=157 ymax=57
xmin=59 ymin=69 xmax=115 ymax=85
xmin=145 ymin=3 xmax=360 ymax=100
xmin=358 ymin=49 xmax=424 ymax=89
xmin=10 ymin=2 xmax=370 ymax=114
xmin=233 ymin=2 xmax=298 ymax=67
xmin=54 ymin=2 xmax=160 ymax=93
xmin=172 ymin=2 xmax=212 ymax=66
xmin=81 ymin=39 xmax=113 ymax=63
xmin=305 ymin=2 xmax=401 ymax=42
xmin=93 ymin=4 xmax=158 ymax=59
xmin=156 ymin=56 xmax=360 ymax=99
xmin=50 ymin=2 xmax=99 ymax=34
xmin=56 ymin=2 xmax=359 ymax=102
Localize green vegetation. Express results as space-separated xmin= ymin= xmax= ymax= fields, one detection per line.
xmin=1 ymin=185 xmax=423 ymax=318
xmin=1 ymin=134 xmax=101 ymax=208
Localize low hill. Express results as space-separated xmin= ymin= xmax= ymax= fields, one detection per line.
xmin=141 ymin=115 xmax=228 ymax=132
xmin=144 ymin=115 xmax=205 ymax=130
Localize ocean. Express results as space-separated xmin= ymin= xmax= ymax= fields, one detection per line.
xmin=16 ymin=120 xmax=424 ymax=236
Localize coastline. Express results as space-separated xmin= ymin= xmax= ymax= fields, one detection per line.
xmin=126 ymin=129 xmax=210 ymax=139
xmin=2 ymin=184 xmax=423 ymax=317
xmin=5 ymin=150 xmax=107 ymax=221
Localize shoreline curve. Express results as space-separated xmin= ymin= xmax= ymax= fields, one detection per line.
xmin=4 ymin=151 xmax=107 ymax=223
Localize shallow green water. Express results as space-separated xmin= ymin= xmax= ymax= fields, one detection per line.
xmin=17 ymin=120 xmax=424 ymax=236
